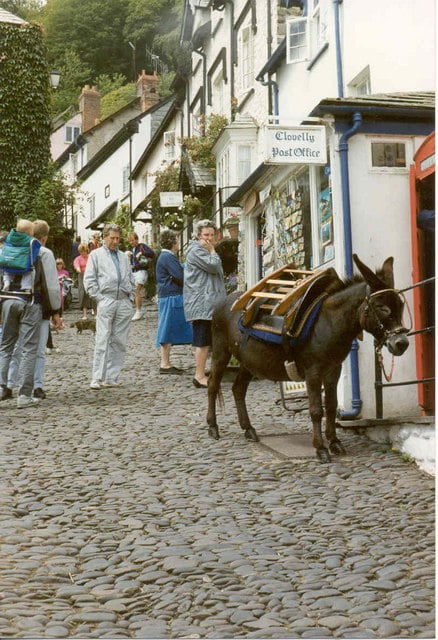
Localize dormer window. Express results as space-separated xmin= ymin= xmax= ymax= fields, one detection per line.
xmin=65 ymin=125 xmax=81 ymax=143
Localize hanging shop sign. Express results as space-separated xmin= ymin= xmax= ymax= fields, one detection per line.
xmin=265 ymin=125 xmax=327 ymax=165
xmin=159 ymin=191 xmax=183 ymax=207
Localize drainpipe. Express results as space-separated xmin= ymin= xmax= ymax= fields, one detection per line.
xmin=333 ymin=0 xmax=344 ymax=98
xmin=256 ymin=75 xmax=279 ymax=123
xmin=337 ymin=111 xmax=363 ymax=420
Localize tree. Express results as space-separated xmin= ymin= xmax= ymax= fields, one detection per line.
xmin=50 ymin=49 xmax=92 ymax=117
xmin=39 ymin=0 xmax=183 ymax=88
xmin=41 ymin=0 xmax=130 ymax=78
xmin=0 ymin=20 xmax=52 ymax=229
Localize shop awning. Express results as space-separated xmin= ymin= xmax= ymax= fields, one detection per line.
xmin=85 ymin=200 xmax=118 ymax=229
xmin=223 ymin=163 xmax=277 ymax=207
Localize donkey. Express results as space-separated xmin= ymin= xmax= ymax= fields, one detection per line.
xmin=206 ymin=255 xmax=409 ymax=462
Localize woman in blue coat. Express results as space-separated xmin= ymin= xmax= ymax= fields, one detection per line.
xmin=156 ymin=229 xmax=192 ymax=374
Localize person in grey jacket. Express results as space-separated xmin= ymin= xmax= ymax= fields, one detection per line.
xmin=6 ymin=219 xmax=63 ymax=401
xmin=0 ymin=219 xmax=62 ymax=408
xmin=183 ymin=219 xmax=226 ymax=388
xmin=84 ymin=223 xmax=135 ymax=389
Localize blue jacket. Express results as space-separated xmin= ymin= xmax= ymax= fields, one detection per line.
xmin=156 ymin=250 xmax=184 ymax=298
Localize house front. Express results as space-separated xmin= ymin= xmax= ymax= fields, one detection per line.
xmin=177 ymin=0 xmax=435 ymax=468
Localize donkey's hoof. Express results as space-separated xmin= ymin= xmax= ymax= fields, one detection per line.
xmin=316 ymin=447 xmax=331 ymax=463
xmin=208 ymin=425 xmax=220 ymax=440
xmin=244 ymin=427 xmax=259 ymax=442
xmin=329 ymin=440 xmax=346 ymax=456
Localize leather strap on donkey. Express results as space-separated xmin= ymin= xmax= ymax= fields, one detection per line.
xmin=235 ymin=266 xmax=341 ymax=356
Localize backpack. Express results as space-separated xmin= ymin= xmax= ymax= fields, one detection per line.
xmin=0 ymin=229 xmax=42 ymax=302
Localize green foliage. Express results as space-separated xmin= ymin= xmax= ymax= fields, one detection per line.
xmin=100 ymin=82 xmax=136 ymax=120
xmin=0 ymin=21 xmax=52 ymax=229
xmin=39 ymin=0 xmax=183 ymax=87
xmin=181 ymin=114 xmax=228 ymax=176
xmin=112 ymin=203 xmax=132 ymax=245
xmin=95 ymin=73 xmax=127 ymax=97
xmin=41 ymin=0 xmax=130 ymax=78
xmin=157 ymin=71 xmax=177 ymax=98
xmin=11 ymin=163 xmax=77 ymax=239
xmin=49 ymin=49 xmax=92 ymax=117
xmin=147 ymin=162 xmax=182 ymax=229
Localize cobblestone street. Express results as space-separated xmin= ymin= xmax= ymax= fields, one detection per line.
xmin=0 ymin=303 xmax=435 ymax=639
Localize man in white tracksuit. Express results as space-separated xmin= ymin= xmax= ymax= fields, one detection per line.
xmin=84 ymin=223 xmax=135 ymax=389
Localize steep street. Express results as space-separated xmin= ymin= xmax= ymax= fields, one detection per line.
xmin=0 ymin=302 xmax=434 ymax=639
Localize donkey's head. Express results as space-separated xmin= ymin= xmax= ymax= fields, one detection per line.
xmin=353 ymin=254 xmax=409 ymax=356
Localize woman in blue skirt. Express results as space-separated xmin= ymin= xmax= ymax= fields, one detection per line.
xmin=156 ymin=229 xmax=193 ymax=374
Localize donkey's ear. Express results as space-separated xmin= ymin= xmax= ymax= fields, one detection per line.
xmin=353 ymin=253 xmax=386 ymax=290
xmin=378 ymin=256 xmax=395 ymax=289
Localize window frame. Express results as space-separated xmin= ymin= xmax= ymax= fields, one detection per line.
xmin=286 ymin=17 xmax=309 ymax=64
xmin=368 ymin=137 xmax=410 ymax=173
xmin=88 ymin=195 xmax=95 ymax=223
xmin=239 ymin=23 xmax=254 ymax=92
xmin=164 ymin=130 xmax=176 ymax=161
xmin=237 ymin=143 xmax=252 ymax=184
xmin=65 ymin=125 xmax=81 ymax=143
xmin=122 ymin=166 xmax=130 ymax=195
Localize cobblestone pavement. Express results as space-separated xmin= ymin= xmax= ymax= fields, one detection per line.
xmin=0 ymin=303 xmax=435 ymax=639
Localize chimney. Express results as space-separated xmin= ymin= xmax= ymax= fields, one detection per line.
xmin=79 ymin=85 xmax=101 ymax=132
xmin=136 ymin=70 xmax=160 ymax=112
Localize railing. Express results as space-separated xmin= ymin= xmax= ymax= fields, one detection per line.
xmin=374 ymin=276 xmax=435 ymax=419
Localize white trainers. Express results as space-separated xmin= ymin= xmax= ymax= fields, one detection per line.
xmin=17 ymin=395 xmax=40 ymax=408
xmin=102 ymin=381 xmax=123 ymax=387
xmin=132 ymin=310 xmax=142 ymax=321
xmin=90 ymin=381 xmax=102 ymax=390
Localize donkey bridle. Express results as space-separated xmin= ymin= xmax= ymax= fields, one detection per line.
xmin=359 ymin=286 xmax=409 ymax=348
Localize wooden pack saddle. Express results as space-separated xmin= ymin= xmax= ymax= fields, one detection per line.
xmin=232 ymin=264 xmax=341 ymax=341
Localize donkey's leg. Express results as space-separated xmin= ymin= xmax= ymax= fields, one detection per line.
xmin=206 ymin=342 xmax=231 ymax=440
xmin=306 ymin=372 xmax=331 ymax=463
xmin=232 ymin=366 xmax=258 ymax=442
xmin=324 ymin=365 xmax=346 ymax=456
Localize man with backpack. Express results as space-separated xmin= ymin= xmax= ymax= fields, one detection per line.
xmin=0 ymin=219 xmax=62 ymax=408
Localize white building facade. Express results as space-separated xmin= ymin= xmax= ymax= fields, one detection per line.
xmin=178 ymin=0 xmax=435 ymax=431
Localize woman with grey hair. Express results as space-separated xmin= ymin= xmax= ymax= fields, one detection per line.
xmin=183 ymin=219 xmax=226 ymax=388
xmin=84 ymin=223 xmax=135 ymax=389
xmin=156 ymin=229 xmax=192 ymax=374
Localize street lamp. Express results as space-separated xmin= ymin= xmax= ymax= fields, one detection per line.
xmin=50 ymin=68 xmax=61 ymax=89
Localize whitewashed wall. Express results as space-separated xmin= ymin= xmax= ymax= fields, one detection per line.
xmin=343 ymin=0 xmax=435 ymax=94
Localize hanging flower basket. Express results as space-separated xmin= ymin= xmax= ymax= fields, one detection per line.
xmin=179 ymin=195 xmax=203 ymax=219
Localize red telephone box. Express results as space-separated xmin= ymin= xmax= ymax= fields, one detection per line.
xmin=409 ymin=131 xmax=435 ymax=415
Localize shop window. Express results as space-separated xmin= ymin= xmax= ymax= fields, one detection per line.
xmin=316 ymin=164 xmax=334 ymax=264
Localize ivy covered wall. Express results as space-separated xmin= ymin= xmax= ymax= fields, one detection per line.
xmin=0 ymin=20 xmax=51 ymax=229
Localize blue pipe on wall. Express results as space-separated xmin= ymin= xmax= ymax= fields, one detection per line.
xmin=257 ymin=78 xmax=279 ymax=122
xmin=337 ymin=111 xmax=363 ymax=420
xmin=333 ymin=0 xmax=344 ymax=98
